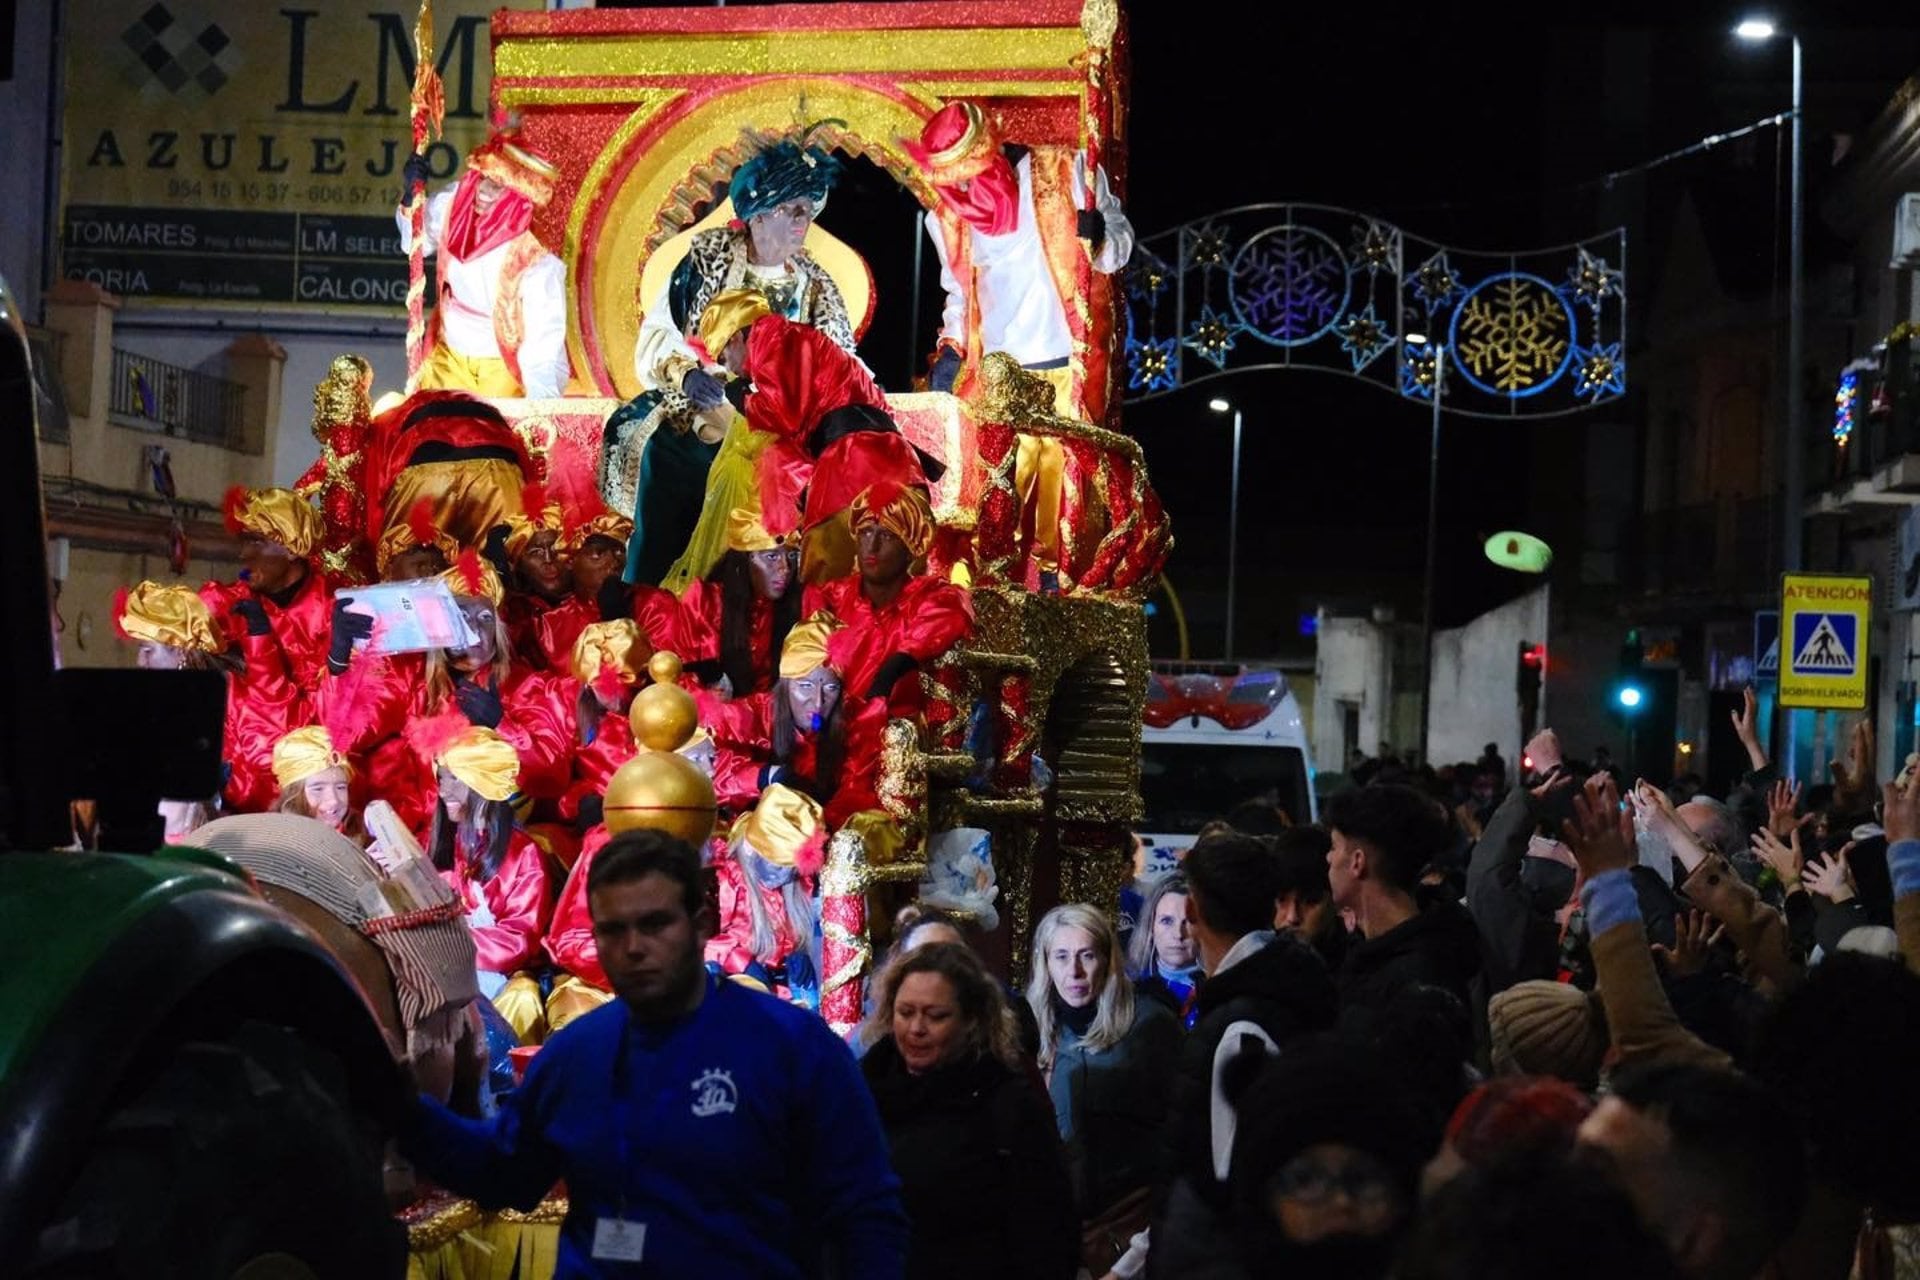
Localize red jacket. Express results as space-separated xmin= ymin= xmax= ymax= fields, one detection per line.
xmin=546 ymin=823 xmax=612 ymax=988
xmin=706 ymin=852 xmax=809 ymax=975
xmin=807 ymin=574 xmax=973 ymax=719
xmin=697 ymin=687 xmax=887 ymax=826
xmin=677 ymin=579 xmax=780 ymax=694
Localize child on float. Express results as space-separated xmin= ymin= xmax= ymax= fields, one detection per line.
xmin=675 ymin=502 xmax=803 ymax=697
xmin=270 ymin=725 xmax=366 ymax=845
xmin=708 ymin=782 xmax=826 ymax=1007
xmin=318 ymin=553 xmax=572 ymax=833
xmin=409 ymin=718 xmax=552 ymax=1045
xmin=556 ymin=619 xmax=648 ymax=834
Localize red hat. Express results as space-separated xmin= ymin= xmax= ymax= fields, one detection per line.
xmin=902 ymin=101 xmax=1003 ymax=187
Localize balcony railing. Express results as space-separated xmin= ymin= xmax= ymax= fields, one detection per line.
xmin=108 ymin=348 xmax=247 ymax=451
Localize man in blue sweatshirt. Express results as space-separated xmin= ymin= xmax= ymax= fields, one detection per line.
xmin=400 ymin=829 xmax=909 ymax=1277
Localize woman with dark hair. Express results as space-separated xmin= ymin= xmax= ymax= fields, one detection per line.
xmin=859 ymin=943 xmax=1079 ymax=1280
xmin=678 ymin=529 xmax=803 ymax=697
xmin=417 ymin=721 xmax=552 ymax=1045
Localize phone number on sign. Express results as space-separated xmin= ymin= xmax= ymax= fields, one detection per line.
xmin=162 ymin=178 xmax=396 ymax=207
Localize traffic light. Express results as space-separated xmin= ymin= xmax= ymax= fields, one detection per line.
xmin=1613 ymin=630 xmax=1647 ymax=714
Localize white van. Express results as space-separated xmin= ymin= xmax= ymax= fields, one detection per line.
xmin=1137 ymin=664 xmax=1318 ymax=858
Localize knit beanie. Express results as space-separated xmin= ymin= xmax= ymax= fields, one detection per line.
xmin=1487 ymin=981 xmax=1607 ymax=1089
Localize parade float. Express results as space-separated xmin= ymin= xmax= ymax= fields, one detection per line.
xmin=283 ymin=2 xmax=1170 ymax=1267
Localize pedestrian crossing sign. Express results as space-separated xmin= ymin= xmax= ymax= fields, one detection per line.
xmin=1779 ymin=574 xmax=1871 ymax=709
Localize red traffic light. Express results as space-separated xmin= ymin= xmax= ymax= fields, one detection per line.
xmin=1520 ymin=643 xmax=1547 ymax=672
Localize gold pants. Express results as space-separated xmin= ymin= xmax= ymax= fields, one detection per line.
xmin=418 ymin=343 xmax=524 ymax=398
xmin=1013 ymin=365 xmax=1074 ymax=576
xmin=489 ymin=972 xmax=548 ymax=1046
xmin=545 ymin=973 xmax=614 ymax=1034
xmin=383 ymin=458 xmax=527 ymax=550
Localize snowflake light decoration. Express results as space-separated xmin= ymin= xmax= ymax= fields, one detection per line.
xmin=1572 ymin=341 xmax=1626 ymax=401
xmin=1231 ymin=225 xmax=1350 ymax=346
xmin=1183 ymin=306 xmax=1239 ymax=370
xmin=1566 ymin=248 xmax=1623 ymax=312
xmin=1452 ymin=274 xmax=1574 ymax=397
xmin=1412 ymin=251 xmax=1464 ymax=312
xmin=1349 ymin=220 xmax=1401 ymax=276
xmin=1183 ymin=223 xmax=1230 ymax=270
xmin=1127 ymin=333 xmax=1179 ymax=393
xmin=1336 ymin=303 xmax=1393 ymax=372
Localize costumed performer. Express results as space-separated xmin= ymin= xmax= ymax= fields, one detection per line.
xmin=609 ymin=288 xmax=767 ymax=587
xmin=359 ymin=391 xmax=533 ymax=552
xmin=116 ymin=579 xmax=293 ymax=815
xmin=411 ymin=716 xmax=552 ymax=1045
xmin=204 ymin=485 xmax=333 ymax=689
xmin=490 ymin=483 xmax=569 ymax=668
xmin=906 ymin=100 xmax=1133 ymax=584
xmin=374 ymin=498 xmax=460 ymax=582
xmin=397 ymin=125 xmax=569 ymax=399
xmin=319 ymin=553 xmax=572 ymax=833
xmin=631 ymin=125 xmax=856 ymax=420
xmin=675 ymin=497 xmax=801 ymax=697
xmin=708 ymin=783 xmax=825 ymax=1008
xmin=808 ymin=486 xmax=973 ymax=729
xmin=270 ymin=725 xmax=365 ymax=845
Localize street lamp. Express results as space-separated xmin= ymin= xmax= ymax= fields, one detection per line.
xmin=1407 ymin=331 xmax=1445 ymax=762
xmin=1735 ymin=15 xmax=1804 ymax=573
xmin=1209 ymin=397 xmax=1243 ymax=661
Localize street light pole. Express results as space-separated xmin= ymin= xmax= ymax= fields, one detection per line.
xmin=1210 ymin=397 xmax=1243 ymax=661
xmin=1785 ymin=33 xmax=1805 ymax=573
xmin=1418 ymin=343 xmax=1445 ymax=763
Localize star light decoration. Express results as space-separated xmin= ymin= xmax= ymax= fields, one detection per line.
xmin=1412 ymin=251 xmax=1464 ymax=313
xmin=1566 ymin=248 xmax=1623 ymax=312
xmin=1400 ymin=338 xmax=1441 ymax=399
xmin=1349 ymin=220 xmax=1401 ymax=276
xmin=1127 ymin=333 xmax=1179 ymax=393
xmin=1126 ymin=252 xmax=1172 ymax=304
xmin=1571 ymin=341 xmax=1626 ymax=401
xmin=1182 ymin=223 xmax=1230 ymax=271
xmin=1183 ymin=305 xmax=1240 ymax=370
xmin=1336 ymin=302 xmax=1393 ymax=372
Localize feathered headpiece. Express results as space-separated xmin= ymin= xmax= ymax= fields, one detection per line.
xmin=729 ymin=120 xmax=843 ymax=222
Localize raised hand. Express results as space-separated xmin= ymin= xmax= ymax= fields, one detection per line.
xmin=1524 ymin=727 xmax=1563 ymax=779
xmin=1803 ymin=843 xmax=1858 ymax=904
xmin=1885 ymin=770 xmax=1920 ymax=845
xmin=1562 ymin=774 xmax=1635 ymax=878
xmin=1653 ymin=908 xmax=1724 ymax=980
xmin=1731 ymin=685 xmax=1767 ymax=769
xmin=1766 ymin=779 xmax=1803 ymax=839
xmin=1750 ymin=826 xmax=1804 ymax=889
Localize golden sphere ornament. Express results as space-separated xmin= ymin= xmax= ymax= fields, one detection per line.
xmin=603 ymin=750 xmax=717 ymax=846
xmin=629 ymin=650 xmax=699 ymax=752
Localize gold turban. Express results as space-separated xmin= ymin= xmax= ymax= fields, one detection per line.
xmin=572 ymin=619 xmax=650 ymax=686
xmin=724 ymin=503 xmax=793 ymax=554
xmin=849 ymin=485 xmax=935 ymax=559
xmin=736 ymin=783 xmax=825 ymax=870
xmin=502 ymin=502 xmax=566 ymax=562
xmin=468 ymin=134 xmax=559 ymax=207
xmin=117 ymin=581 xmax=223 ymax=654
xmin=562 ymin=512 xmax=635 ymax=557
xmin=272 ymin=726 xmax=350 ymax=790
xmin=778 ymin=611 xmax=845 ymax=680
xmin=442 ymin=555 xmax=506 ymax=608
xmin=226 ymin=486 xmax=323 ymax=559
xmin=697 ymin=289 xmax=774 ymax=359
xmin=436 ymin=725 xmax=521 ymax=802
xmin=374 ymin=521 xmax=460 ymax=578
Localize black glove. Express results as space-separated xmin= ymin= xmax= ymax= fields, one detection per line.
xmin=782 ymin=949 xmax=817 ymax=994
xmin=929 ymin=347 xmax=962 ymax=394
xmin=455 ymin=679 xmax=504 ymax=729
xmin=232 ymin=596 xmax=271 ymax=638
xmin=402 ymin=151 xmax=431 ymax=200
xmin=596 ymin=576 xmax=631 ymax=623
xmin=1076 ymin=208 xmax=1107 ymax=252
xmin=723 ymin=375 xmax=751 ymax=413
xmin=328 ymin=598 xmax=373 ymax=674
xmin=575 ymin=793 xmax=604 ymax=834
xmin=682 ymin=367 xmax=726 ymax=410
xmin=864 ymin=652 xmax=919 ymax=702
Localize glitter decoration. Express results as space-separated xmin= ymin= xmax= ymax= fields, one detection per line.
xmin=1336 ymin=302 xmax=1393 ymax=372
xmin=1183 ymin=305 xmax=1239 ymax=370
xmin=1566 ymin=247 xmax=1623 ymax=311
xmin=1230 ymin=224 xmax=1351 ymax=347
xmin=1349 ymin=219 xmax=1401 ymax=276
xmin=1449 ymin=273 xmax=1575 ymax=398
xmin=1573 ymin=341 xmax=1627 ymax=402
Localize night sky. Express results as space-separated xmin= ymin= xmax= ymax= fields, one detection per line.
xmin=612 ymin=2 xmax=1920 ymax=660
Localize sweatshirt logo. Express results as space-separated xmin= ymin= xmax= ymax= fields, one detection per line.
xmin=690 ymin=1067 xmax=738 ymax=1118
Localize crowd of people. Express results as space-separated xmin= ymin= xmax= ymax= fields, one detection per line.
xmin=377 ymin=706 xmax=1920 ymax=1279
